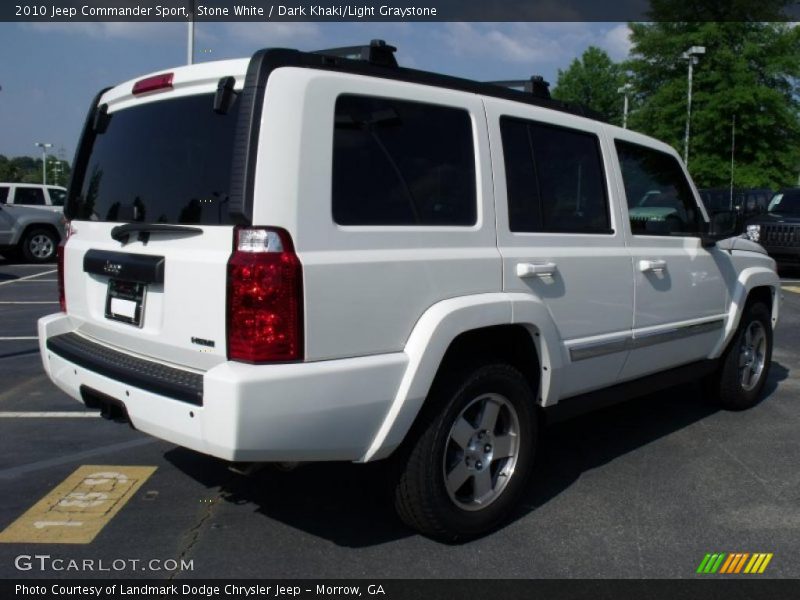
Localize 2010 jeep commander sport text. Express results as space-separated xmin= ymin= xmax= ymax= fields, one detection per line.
xmin=39 ymin=41 xmax=781 ymax=542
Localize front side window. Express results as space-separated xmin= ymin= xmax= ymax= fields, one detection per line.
xmin=500 ymin=117 xmax=611 ymax=234
xmin=616 ymin=140 xmax=702 ymax=236
xmin=768 ymin=190 xmax=800 ymax=215
xmin=14 ymin=187 xmax=46 ymax=206
xmin=48 ymin=188 xmax=66 ymax=206
xmin=332 ymin=95 xmax=476 ymax=226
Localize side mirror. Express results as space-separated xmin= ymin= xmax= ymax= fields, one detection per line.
xmin=700 ymin=210 xmax=738 ymax=247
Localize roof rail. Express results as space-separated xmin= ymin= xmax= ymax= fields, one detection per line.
xmin=312 ymin=39 xmax=398 ymax=68
xmin=486 ymin=76 xmax=551 ymax=99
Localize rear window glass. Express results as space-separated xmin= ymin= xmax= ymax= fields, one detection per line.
xmin=332 ymin=94 xmax=476 ymax=226
xmin=70 ymin=93 xmax=240 ymax=224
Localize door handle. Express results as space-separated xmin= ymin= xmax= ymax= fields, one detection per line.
xmin=516 ymin=262 xmax=557 ymax=278
xmin=638 ymin=259 xmax=667 ymax=273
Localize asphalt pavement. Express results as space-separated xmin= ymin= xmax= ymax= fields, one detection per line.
xmin=0 ymin=256 xmax=798 ymax=579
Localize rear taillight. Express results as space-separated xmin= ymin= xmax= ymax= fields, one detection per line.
xmin=57 ymin=221 xmax=72 ymax=312
xmin=227 ymin=227 xmax=303 ymax=363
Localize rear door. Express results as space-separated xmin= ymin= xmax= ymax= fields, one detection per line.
xmin=63 ymin=65 xmax=248 ymax=371
xmin=486 ymin=99 xmax=634 ymax=399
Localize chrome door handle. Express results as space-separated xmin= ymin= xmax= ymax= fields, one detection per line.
xmin=638 ymin=259 xmax=667 ymax=273
xmin=516 ymin=262 xmax=557 ymax=278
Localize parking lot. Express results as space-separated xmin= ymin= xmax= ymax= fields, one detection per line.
xmin=0 ymin=257 xmax=798 ymax=579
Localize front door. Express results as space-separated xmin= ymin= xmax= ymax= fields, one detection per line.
xmin=612 ymin=136 xmax=728 ymax=381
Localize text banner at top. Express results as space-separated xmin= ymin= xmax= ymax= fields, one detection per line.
xmin=4 ymin=0 xmax=800 ymax=22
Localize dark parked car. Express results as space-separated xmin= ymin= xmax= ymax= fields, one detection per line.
xmin=744 ymin=188 xmax=800 ymax=268
xmin=699 ymin=188 xmax=772 ymax=232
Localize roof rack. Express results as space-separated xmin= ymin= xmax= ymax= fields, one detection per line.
xmin=486 ymin=76 xmax=551 ymax=99
xmin=313 ymin=39 xmax=398 ymax=68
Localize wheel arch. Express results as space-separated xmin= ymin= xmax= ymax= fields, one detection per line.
xmin=360 ymin=293 xmax=560 ymax=462
xmin=19 ymin=222 xmax=62 ymax=245
xmin=710 ymin=267 xmax=780 ymax=359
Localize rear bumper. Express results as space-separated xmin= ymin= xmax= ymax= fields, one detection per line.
xmin=39 ymin=313 xmax=407 ymax=462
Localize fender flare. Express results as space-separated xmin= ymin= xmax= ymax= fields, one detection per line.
xmin=709 ymin=266 xmax=780 ymax=359
xmin=359 ymin=293 xmax=561 ymax=462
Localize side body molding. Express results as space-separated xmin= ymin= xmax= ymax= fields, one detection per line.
xmin=360 ymin=293 xmax=562 ymax=462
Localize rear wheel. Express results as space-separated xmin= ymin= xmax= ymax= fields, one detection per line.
xmin=20 ymin=228 xmax=57 ymax=263
xmin=709 ymin=301 xmax=772 ymax=410
xmin=394 ymin=364 xmax=537 ymax=542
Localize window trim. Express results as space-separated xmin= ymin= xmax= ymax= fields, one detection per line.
xmin=500 ymin=115 xmax=614 ymax=236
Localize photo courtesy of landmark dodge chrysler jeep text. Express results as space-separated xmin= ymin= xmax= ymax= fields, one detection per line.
xmin=39 ymin=41 xmax=781 ymax=541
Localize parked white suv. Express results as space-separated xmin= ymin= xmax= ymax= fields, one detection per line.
xmin=0 ymin=183 xmax=67 ymax=212
xmin=39 ymin=41 xmax=780 ymax=541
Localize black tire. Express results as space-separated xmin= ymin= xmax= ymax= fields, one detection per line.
xmin=709 ymin=301 xmax=773 ymax=410
xmin=20 ymin=228 xmax=58 ymax=263
xmin=394 ymin=363 xmax=537 ymax=542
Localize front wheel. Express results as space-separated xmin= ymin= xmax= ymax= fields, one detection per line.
xmin=709 ymin=301 xmax=773 ymax=410
xmin=394 ymin=364 xmax=537 ymax=542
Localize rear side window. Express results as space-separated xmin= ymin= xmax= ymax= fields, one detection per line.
xmin=14 ymin=187 xmax=46 ymax=205
xmin=500 ymin=117 xmax=611 ymax=234
xmin=615 ymin=140 xmax=702 ymax=236
xmin=0 ymin=187 xmax=8 ymax=204
xmin=71 ymin=93 xmax=240 ymax=224
xmin=332 ymin=95 xmax=476 ymax=226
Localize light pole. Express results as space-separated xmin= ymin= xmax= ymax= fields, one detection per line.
xmin=35 ymin=142 xmax=52 ymax=185
xmin=50 ymin=159 xmax=63 ymax=186
xmin=681 ymin=45 xmax=705 ymax=166
xmin=617 ymin=83 xmax=633 ymax=129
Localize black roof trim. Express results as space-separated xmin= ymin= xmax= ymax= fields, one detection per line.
xmin=313 ymin=39 xmax=398 ymax=68
xmin=486 ymin=76 xmax=552 ymax=99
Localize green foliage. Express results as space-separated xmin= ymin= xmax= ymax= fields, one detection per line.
xmin=0 ymin=154 xmax=72 ymax=186
xmin=552 ymin=47 xmax=627 ymax=125
xmin=626 ymin=19 xmax=800 ymax=189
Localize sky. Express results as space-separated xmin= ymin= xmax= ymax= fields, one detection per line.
xmin=0 ymin=21 xmax=632 ymax=163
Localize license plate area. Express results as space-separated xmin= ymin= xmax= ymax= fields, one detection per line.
xmin=105 ymin=279 xmax=146 ymax=327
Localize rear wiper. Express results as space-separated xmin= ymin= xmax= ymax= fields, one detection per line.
xmin=110 ymin=223 xmax=203 ymax=244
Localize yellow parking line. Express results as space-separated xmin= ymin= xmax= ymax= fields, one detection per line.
xmin=0 ymin=465 xmax=156 ymax=544
xmin=782 ymin=285 xmax=800 ymax=294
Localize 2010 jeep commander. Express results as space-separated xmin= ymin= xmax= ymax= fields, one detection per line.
xmin=39 ymin=41 xmax=780 ymax=541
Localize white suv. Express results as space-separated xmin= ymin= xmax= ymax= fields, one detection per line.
xmin=39 ymin=41 xmax=780 ymax=541
xmin=0 ymin=183 xmax=67 ymax=212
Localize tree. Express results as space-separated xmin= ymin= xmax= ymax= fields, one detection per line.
xmin=0 ymin=155 xmax=71 ymax=185
xmin=627 ymin=13 xmax=800 ymax=189
xmin=552 ymin=47 xmax=627 ymax=125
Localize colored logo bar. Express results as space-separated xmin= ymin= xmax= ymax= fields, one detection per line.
xmin=696 ymin=553 xmax=773 ymax=574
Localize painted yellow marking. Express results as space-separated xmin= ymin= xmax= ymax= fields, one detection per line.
xmin=782 ymin=285 xmax=800 ymax=294
xmin=0 ymin=465 xmax=156 ymax=544
xmin=758 ymin=553 xmax=773 ymax=573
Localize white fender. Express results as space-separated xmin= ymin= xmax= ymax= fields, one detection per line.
xmin=360 ymin=293 xmax=562 ymax=462
xmin=710 ymin=266 xmax=781 ymax=359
